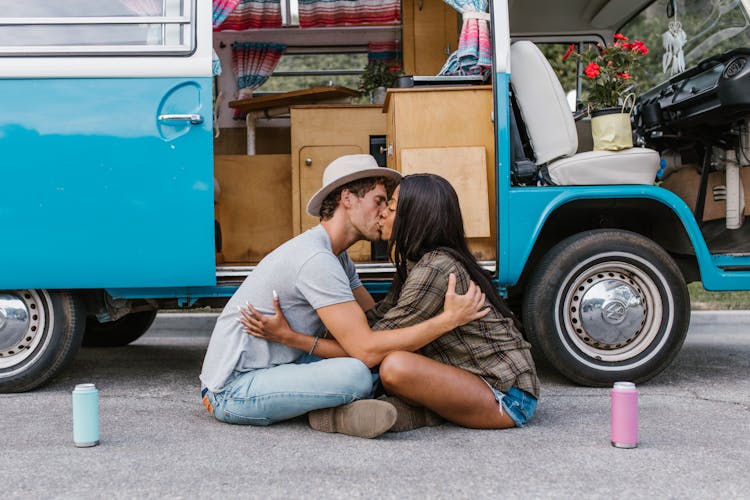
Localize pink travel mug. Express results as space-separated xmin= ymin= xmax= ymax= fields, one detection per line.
xmin=610 ymin=381 xmax=638 ymax=448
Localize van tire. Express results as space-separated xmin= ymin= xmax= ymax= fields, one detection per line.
xmin=523 ymin=229 xmax=690 ymax=387
xmin=0 ymin=290 xmax=85 ymax=393
xmin=83 ymin=310 xmax=158 ymax=347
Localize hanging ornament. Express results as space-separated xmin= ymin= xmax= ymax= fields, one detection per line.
xmin=662 ymin=9 xmax=688 ymax=76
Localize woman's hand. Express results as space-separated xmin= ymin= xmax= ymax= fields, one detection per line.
xmin=442 ymin=273 xmax=490 ymax=329
xmin=238 ymin=293 xmax=294 ymax=345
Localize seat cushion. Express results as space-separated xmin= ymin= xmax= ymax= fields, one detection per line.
xmin=547 ymin=148 xmax=660 ymax=185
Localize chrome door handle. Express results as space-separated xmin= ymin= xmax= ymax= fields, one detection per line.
xmin=158 ymin=113 xmax=204 ymax=125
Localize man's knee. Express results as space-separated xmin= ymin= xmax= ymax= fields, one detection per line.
xmin=379 ymin=351 xmax=413 ymax=389
xmin=331 ymin=357 xmax=373 ymax=398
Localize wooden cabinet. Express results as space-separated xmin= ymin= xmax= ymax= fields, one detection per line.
xmin=291 ymin=105 xmax=387 ymax=261
xmin=384 ymin=86 xmax=496 ymax=260
xmin=214 ymin=154 xmax=292 ymax=264
xmin=402 ymin=0 xmax=459 ymax=75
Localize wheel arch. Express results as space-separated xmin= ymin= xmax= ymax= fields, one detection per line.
xmin=510 ymin=196 xmax=701 ymax=299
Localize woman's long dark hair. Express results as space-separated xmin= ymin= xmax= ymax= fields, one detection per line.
xmin=388 ymin=174 xmax=520 ymax=327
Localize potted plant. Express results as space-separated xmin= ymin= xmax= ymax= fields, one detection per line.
xmin=359 ymin=61 xmax=401 ymax=104
xmin=564 ymin=34 xmax=649 ymax=151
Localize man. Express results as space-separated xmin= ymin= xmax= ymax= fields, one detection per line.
xmin=200 ymin=154 xmax=486 ymax=438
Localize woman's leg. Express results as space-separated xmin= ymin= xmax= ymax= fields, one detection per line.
xmin=379 ymin=351 xmax=515 ymax=429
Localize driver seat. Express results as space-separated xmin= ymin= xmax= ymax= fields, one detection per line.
xmin=509 ymin=41 xmax=660 ymax=185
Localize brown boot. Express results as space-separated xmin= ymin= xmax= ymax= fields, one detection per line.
xmin=308 ymin=400 xmax=397 ymax=439
xmin=380 ymin=396 xmax=444 ymax=432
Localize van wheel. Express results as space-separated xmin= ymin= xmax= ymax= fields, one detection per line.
xmin=0 ymin=290 xmax=85 ymax=393
xmin=523 ymin=230 xmax=690 ymax=387
xmin=83 ymin=310 xmax=158 ymax=347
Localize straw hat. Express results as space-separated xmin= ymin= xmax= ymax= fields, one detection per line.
xmin=306 ymin=154 xmax=401 ymax=217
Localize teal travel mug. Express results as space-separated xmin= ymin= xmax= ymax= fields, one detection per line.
xmin=72 ymin=383 xmax=100 ymax=447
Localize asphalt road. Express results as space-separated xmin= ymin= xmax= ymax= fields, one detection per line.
xmin=2 ymin=311 xmax=749 ymax=499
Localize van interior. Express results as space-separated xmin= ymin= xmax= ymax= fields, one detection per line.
xmin=211 ymin=0 xmax=750 ymax=282
xmin=210 ymin=0 xmax=498 ymax=286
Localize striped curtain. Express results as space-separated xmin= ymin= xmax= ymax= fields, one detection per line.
xmin=299 ymin=0 xmax=400 ymax=28
xmin=368 ymin=41 xmax=402 ymax=72
xmin=215 ymin=0 xmax=282 ymax=30
xmin=232 ymin=42 xmax=287 ymax=119
xmin=439 ymin=0 xmax=492 ymax=77
xmin=213 ymin=0 xmax=241 ymax=28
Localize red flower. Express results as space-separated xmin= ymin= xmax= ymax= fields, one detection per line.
xmin=622 ymin=42 xmax=634 ymax=50
xmin=617 ymin=72 xmax=631 ymax=79
xmin=632 ymin=40 xmax=648 ymax=54
xmin=563 ymin=43 xmax=575 ymax=60
xmin=614 ymin=33 xmax=629 ymax=41
xmin=584 ymin=62 xmax=601 ymax=78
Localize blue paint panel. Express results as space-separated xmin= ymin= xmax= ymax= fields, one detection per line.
xmin=0 ymin=78 xmax=215 ymax=289
xmin=492 ymin=73 xmax=512 ymax=287
xmin=502 ymin=184 xmax=750 ymax=291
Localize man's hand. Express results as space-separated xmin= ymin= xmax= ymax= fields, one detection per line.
xmin=238 ymin=293 xmax=293 ymax=345
xmin=442 ymin=273 xmax=490 ymax=329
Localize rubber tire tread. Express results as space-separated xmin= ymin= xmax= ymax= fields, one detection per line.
xmin=82 ymin=310 xmax=158 ymax=347
xmin=523 ymin=229 xmax=690 ymax=387
xmin=0 ymin=291 xmax=85 ymax=393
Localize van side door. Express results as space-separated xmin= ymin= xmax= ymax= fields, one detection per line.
xmin=0 ymin=0 xmax=215 ymax=289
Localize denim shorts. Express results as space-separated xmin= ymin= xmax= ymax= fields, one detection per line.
xmin=485 ymin=383 xmax=538 ymax=427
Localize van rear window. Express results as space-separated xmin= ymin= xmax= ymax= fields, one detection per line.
xmin=0 ymin=0 xmax=195 ymax=56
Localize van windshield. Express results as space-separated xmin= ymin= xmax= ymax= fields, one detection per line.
xmin=624 ymin=0 xmax=750 ymax=90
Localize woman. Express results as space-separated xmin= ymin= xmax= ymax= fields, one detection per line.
xmin=242 ymin=174 xmax=539 ymax=429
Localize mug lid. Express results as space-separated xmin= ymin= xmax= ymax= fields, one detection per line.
xmin=613 ymin=381 xmax=636 ymax=390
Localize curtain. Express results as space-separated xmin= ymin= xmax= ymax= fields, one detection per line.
xmin=213 ymin=0 xmax=242 ymax=28
xmin=298 ymin=0 xmax=400 ymax=28
xmin=215 ymin=0 xmax=282 ymax=30
xmin=438 ymin=0 xmax=491 ymax=77
xmin=231 ymin=42 xmax=287 ymax=119
xmin=367 ymin=41 xmax=402 ymax=72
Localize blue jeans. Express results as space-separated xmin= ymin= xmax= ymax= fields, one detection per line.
xmin=489 ymin=385 xmax=538 ymax=427
xmin=203 ymin=355 xmax=376 ymax=426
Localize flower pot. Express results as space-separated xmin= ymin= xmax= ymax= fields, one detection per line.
xmin=371 ymin=86 xmax=387 ymax=105
xmin=590 ymin=107 xmax=633 ymax=151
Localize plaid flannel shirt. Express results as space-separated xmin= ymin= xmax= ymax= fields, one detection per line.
xmin=367 ymin=249 xmax=539 ymax=398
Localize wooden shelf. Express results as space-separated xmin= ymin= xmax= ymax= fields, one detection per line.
xmin=228 ymin=86 xmax=360 ymax=113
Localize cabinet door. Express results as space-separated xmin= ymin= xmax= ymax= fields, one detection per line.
xmin=299 ymin=145 xmax=362 ymax=232
xmin=299 ymin=145 xmax=372 ymax=260
xmin=402 ymin=0 xmax=459 ymax=75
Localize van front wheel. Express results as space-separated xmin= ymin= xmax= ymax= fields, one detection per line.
xmin=0 ymin=290 xmax=85 ymax=392
xmin=523 ymin=230 xmax=690 ymax=387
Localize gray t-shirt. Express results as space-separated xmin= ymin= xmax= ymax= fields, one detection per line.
xmin=199 ymin=225 xmax=362 ymax=392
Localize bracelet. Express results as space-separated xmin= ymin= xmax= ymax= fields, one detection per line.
xmin=308 ymin=336 xmax=320 ymax=356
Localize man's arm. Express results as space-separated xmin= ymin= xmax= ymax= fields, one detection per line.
xmin=241 ymin=273 xmax=486 ymax=367
xmin=317 ymin=273 xmax=486 ymax=367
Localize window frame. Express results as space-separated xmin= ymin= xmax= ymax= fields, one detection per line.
xmin=0 ymin=0 xmax=196 ymax=57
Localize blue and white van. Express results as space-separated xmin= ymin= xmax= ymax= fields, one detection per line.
xmin=2 ymin=0 xmax=749 ymax=391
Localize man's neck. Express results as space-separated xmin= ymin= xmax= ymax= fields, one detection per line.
xmin=320 ymin=217 xmax=361 ymax=256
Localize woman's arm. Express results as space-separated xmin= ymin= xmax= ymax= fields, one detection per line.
xmin=239 ymin=299 xmax=348 ymax=359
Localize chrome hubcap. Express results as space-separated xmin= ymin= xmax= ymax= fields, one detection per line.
xmin=0 ymin=290 xmax=46 ymax=369
xmin=559 ymin=259 xmax=662 ymax=363
xmin=577 ymin=279 xmax=645 ymax=348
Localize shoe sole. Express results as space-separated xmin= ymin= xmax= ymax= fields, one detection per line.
xmin=309 ymin=400 xmax=397 ymax=439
